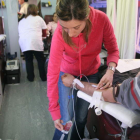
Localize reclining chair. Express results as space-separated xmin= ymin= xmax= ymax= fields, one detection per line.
xmin=44 ymin=15 xmax=53 ymax=53
xmin=77 ymin=91 xmax=140 ymax=140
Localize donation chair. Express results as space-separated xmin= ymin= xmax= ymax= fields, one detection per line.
xmin=44 ymin=15 xmax=53 ymax=53
xmin=77 ymin=91 xmax=140 ymax=140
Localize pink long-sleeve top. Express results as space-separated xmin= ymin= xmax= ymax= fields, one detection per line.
xmin=47 ymin=6 xmax=119 ymax=121
xmin=47 ymin=21 xmax=57 ymax=36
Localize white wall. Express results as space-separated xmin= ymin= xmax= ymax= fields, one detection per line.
xmin=0 ymin=0 xmax=20 ymax=59
xmin=41 ymin=0 xmax=57 ymax=18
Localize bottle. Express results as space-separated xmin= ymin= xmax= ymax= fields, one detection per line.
xmin=2 ymin=0 xmax=6 ymax=7
xmin=48 ymin=1 xmax=51 ymax=6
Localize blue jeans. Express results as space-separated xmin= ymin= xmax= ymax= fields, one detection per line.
xmin=52 ymin=71 xmax=99 ymax=140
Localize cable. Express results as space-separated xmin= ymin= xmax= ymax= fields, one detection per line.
xmin=77 ymin=74 xmax=90 ymax=83
xmin=65 ymin=73 xmax=89 ymax=139
xmin=67 ymin=74 xmax=89 ymax=120
xmin=71 ymin=74 xmax=89 ymax=140
xmin=72 ymin=87 xmax=82 ymax=140
xmin=67 ymin=88 xmax=73 ymax=118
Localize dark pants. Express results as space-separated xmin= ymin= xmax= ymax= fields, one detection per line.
xmin=24 ymin=51 xmax=46 ymax=81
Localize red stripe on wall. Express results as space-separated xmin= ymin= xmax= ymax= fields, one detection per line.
xmin=131 ymin=80 xmax=140 ymax=107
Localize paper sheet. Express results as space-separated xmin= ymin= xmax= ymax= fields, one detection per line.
xmin=116 ymin=59 xmax=140 ymax=73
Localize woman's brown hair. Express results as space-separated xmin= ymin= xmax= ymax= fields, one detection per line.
xmin=56 ymin=0 xmax=92 ymax=48
xmin=25 ymin=4 xmax=38 ymax=18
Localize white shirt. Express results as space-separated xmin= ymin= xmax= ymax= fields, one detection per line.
xmin=18 ymin=15 xmax=47 ymax=52
xmin=19 ymin=2 xmax=29 ymax=15
xmin=47 ymin=21 xmax=57 ymax=36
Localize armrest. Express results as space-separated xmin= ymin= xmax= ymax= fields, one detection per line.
xmin=77 ymin=90 xmax=140 ymax=128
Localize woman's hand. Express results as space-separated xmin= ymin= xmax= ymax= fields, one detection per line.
xmin=96 ymin=69 xmax=114 ymax=89
xmin=54 ymin=119 xmax=63 ymax=131
xmin=61 ymin=73 xmax=75 ymax=87
xmin=46 ymin=29 xmax=50 ymax=37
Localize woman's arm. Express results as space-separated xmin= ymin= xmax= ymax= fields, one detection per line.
xmin=96 ymin=62 xmax=116 ymax=89
xmin=47 ymin=27 xmax=64 ymax=121
xmin=97 ymin=14 xmax=119 ymax=90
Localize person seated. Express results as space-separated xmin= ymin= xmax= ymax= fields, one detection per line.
xmin=61 ymin=73 xmax=140 ymax=113
xmin=46 ymin=12 xmax=58 ymax=37
xmin=44 ymin=13 xmax=58 ymax=52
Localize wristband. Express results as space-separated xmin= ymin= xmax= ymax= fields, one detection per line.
xmin=108 ymin=66 xmax=116 ymax=72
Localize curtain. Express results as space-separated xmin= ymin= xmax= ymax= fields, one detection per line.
xmin=136 ymin=7 xmax=140 ymax=53
xmin=107 ymin=0 xmax=117 ymax=30
xmin=107 ymin=0 xmax=138 ymax=59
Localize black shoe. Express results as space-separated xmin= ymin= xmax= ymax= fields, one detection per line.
xmin=28 ymin=79 xmax=34 ymax=82
xmin=41 ymin=77 xmax=46 ymax=81
xmin=27 ymin=76 xmax=34 ymax=82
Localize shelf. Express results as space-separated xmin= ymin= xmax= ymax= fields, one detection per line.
xmin=42 ymin=2 xmax=52 ymax=7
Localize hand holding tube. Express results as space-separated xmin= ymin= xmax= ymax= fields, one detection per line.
xmin=61 ymin=73 xmax=75 ymax=87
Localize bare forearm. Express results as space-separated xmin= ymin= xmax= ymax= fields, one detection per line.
xmin=76 ymin=81 xmax=117 ymax=103
xmin=76 ymin=82 xmax=96 ymax=96
xmin=61 ymin=73 xmax=118 ymax=103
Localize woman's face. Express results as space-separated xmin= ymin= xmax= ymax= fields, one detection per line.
xmin=59 ymin=19 xmax=87 ymax=38
xmin=53 ymin=14 xmax=58 ymax=23
xmin=18 ymin=0 xmax=24 ymax=5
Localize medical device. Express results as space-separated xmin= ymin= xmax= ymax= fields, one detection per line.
xmin=5 ymin=59 xmax=19 ymax=71
xmin=5 ymin=53 xmax=20 ymax=84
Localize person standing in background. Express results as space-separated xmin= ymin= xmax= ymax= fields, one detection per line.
xmin=18 ymin=0 xmax=29 ymax=22
xmin=18 ymin=4 xmax=47 ymax=82
xmin=18 ymin=0 xmax=29 ymax=15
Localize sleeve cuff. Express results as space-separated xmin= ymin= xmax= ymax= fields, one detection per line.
xmin=107 ymin=56 xmax=119 ymax=66
xmin=50 ymin=109 xmax=61 ymax=121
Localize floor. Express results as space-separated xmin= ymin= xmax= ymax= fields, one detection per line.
xmin=0 ymin=58 xmax=55 ymax=140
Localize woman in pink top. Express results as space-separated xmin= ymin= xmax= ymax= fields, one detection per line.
xmin=47 ymin=0 xmax=119 ymax=139
xmin=47 ymin=12 xmax=58 ymax=36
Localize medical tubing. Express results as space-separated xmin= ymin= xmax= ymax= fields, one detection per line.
xmin=72 ymin=88 xmax=82 ymax=140
xmin=72 ymin=74 xmax=89 ymax=140
xmin=67 ymin=74 xmax=89 ymax=118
